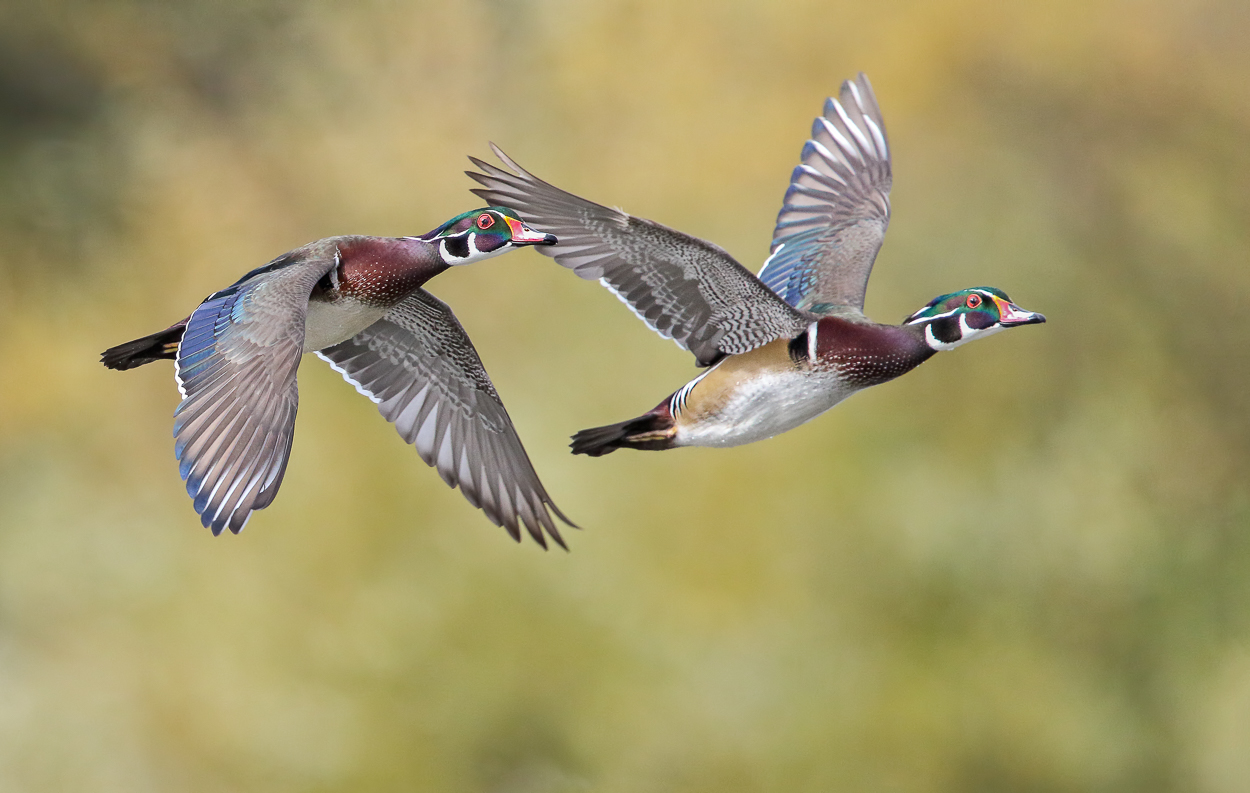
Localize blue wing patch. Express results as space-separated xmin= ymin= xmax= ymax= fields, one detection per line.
xmin=170 ymin=274 xmax=303 ymax=535
xmin=172 ymin=287 xmax=245 ymax=477
xmin=758 ymin=74 xmax=893 ymax=312
xmin=757 ymin=226 xmax=828 ymax=309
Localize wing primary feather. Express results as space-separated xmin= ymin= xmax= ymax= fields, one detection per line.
xmin=759 ymin=74 xmax=893 ymax=311
xmin=465 ymin=145 xmax=812 ymax=364
xmin=317 ymin=290 xmax=575 ymax=545
xmin=172 ymin=251 xmax=333 ymax=534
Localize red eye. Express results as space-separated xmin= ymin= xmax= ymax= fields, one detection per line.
xmin=476 ymin=214 xmax=495 ymax=230
xmin=966 ymin=293 xmax=982 ymax=308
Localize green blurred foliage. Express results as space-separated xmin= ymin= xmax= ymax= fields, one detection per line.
xmin=1 ymin=0 xmax=1248 ymax=790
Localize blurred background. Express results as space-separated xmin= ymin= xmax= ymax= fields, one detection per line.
xmin=1 ymin=0 xmax=1248 ymax=790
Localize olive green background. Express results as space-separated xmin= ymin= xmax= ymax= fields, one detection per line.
xmin=1 ymin=1 xmax=1248 ymax=791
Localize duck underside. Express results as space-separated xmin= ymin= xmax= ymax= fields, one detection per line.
xmin=674 ymin=370 xmax=853 ymax=448
xmin=100 ymin=322 xmax=187 ymax=370
xmin=302 ymin=298 xmax=388 ymax=353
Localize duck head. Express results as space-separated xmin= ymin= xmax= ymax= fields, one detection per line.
xmin=418 ymin=207 xmax=556 ymax=265
xmin=904 ymin=287 xmax=1045 ymax=351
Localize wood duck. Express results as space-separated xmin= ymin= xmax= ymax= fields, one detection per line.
xmin=466 ymin=73 xmax=1045 ymax=455
xmin=101 ymin=208 xmax=575 ymax=547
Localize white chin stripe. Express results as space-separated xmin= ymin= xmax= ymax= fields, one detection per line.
xmin=442 ymin=232 xmax=502 ymax=265
xmin=906 ymin=306 xmax=961 ymax=326
xmin=924 ymin=323 xmax=962 ymax=351
xmin=924 ymin=314 xmax=1007 ymax=351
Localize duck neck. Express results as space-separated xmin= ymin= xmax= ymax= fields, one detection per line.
xmin=810 ymin=317 xmax=937 ymax=387
xmin=335 ymin=236 xmax=450 ymax=307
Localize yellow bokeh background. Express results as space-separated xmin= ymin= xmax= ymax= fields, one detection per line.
xmin=2 ymin=0 xmax=1248 ymax=790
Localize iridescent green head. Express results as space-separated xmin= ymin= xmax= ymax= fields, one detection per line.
xmin=417 ymin=206 xmax=556 ymax=265
xmin=904 ymin=287 xmax=1045 ymax=351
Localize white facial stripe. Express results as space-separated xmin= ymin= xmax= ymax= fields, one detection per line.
xmin=924 ymin=312 xmax=1008 ymax=351
xmin=440 ymin=229 xmax=512 ymax=265
xmin=906 ymin=307 xmax=959 ymax=326
xmin=924 ymin=324 xmax=960 ymax=351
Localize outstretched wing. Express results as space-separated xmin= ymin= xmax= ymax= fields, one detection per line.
xmin=467 ymin=145 xmax=810 ymax=366
xmin=173 ymin=252 xmax=337 ymax=535
xmin=317 ymin=289 xmax=574 ymax=548
xmin=758 ymin=72 xmax=892 ymax=312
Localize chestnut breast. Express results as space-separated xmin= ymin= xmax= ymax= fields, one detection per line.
xmin=335 ymin=236 xmax=448 ymax=308
xmin=814 ymin=316 xmax=934 ymax=388
xmin=302 ymin=236 xmax=447 ymax=353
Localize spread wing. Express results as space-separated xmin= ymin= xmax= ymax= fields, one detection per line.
xmin=173 ymin=252 xmax=336 ymax=535
xmin=757 ymin=72 xmax=892 ymax=312
xmin=317 ymin=289 xmax=574 ymax=549
xmin=467 ymin=145 xmax=811 ymax=366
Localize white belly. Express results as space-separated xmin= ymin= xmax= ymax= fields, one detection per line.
xmin=675 ymin=367 xmax=854 ymax=448
xmin=302 ymin=299 xmax=388 ymax=353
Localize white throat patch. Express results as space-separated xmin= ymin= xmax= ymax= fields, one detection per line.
xmin=440 ymin=232 xmax=503 ymax=266
xmin=924 ymin=314 xmax=1007 ymax=351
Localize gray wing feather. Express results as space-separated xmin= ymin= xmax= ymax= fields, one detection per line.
xmin=317 ymin=289 xmax=573 ymax=548
xmin=467 ymin=145 xmax=810 ymax=366
xmin=173 ymin=254 xmax=336 ymax=534
xmin=758 ymin=72 xmax=892 ymax=312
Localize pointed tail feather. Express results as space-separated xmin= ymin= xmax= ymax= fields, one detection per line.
xmin=101 ymin=321 xmax=187 ymax=370
xmin=570 ymin=421 xmax=632 ymax=456
xmin=570 ymin=410 xmax=676 ymax=456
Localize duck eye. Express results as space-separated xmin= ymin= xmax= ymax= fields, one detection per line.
xmin=966 ymin=293 xmax=982 ymax=309
xmin=476 ymin=214 xmax=495 ymax=230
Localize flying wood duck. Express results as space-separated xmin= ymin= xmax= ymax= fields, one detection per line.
xmin=102 ymin=208 xmax=574 ymax=546
xmin=466 ymin=73 xmax=1045 ymax=456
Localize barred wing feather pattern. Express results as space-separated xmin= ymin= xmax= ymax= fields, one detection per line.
xmin=758 ymin=72 xmax=893 ymax=312
xmin=173 ymin=255 xmax=336 ymax=535
xmin=468 ymin=145 xmax=810 ymax=366
xmin=317 ymin=289 xmax=573 ymax=548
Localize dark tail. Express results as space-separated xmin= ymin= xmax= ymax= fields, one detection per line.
xmin=101 ymin=321 xmax=187 ymax=370
xmin=570 ymin=409 xmax=676 ymax=456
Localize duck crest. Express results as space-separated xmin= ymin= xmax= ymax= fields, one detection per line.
xmin=812 ymin=317 xmax=934 ymax=388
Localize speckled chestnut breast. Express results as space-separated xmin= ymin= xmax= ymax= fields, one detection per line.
xmin=809 ymin=315 xmax=935 ymax=387
xmin=302 ymin=236 xmax=448 ymax=353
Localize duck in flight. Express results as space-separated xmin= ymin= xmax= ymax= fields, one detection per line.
xmin=101 ymin=208 xmax=574 ymax=547
xmin=467 ymin=73 xmax=1045 ymax=456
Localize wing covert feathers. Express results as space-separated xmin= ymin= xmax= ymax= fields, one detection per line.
xmin=318 ymin=289 xmax=574 ymax=548
xmin=468 ymin=145 xmax=810 ymax=366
